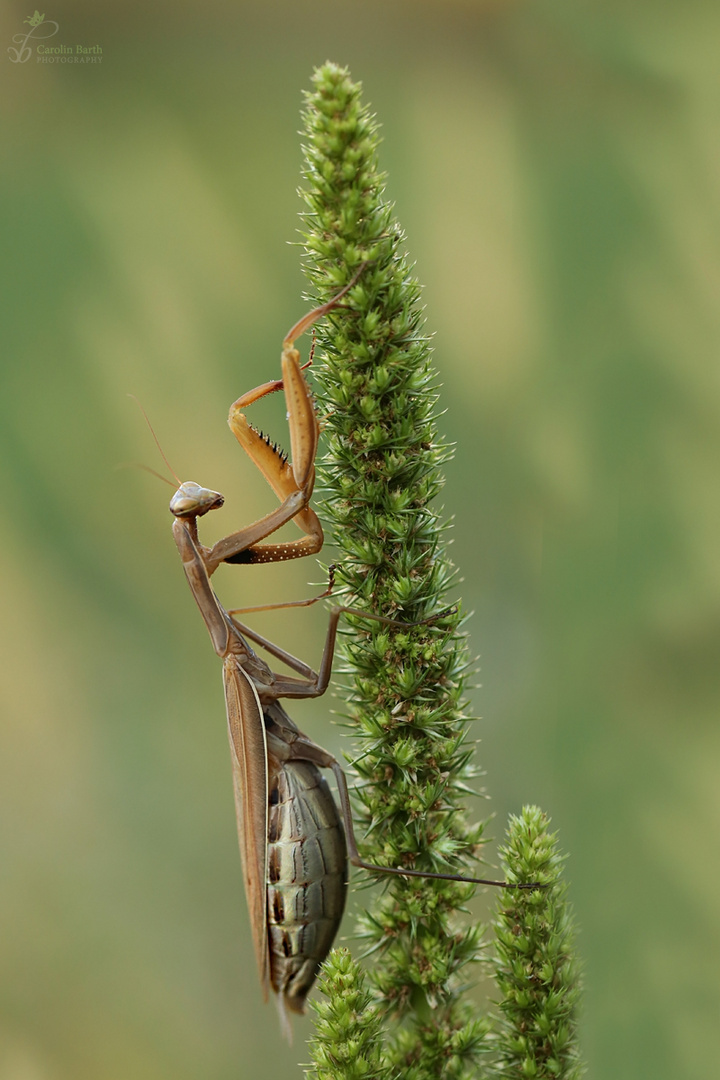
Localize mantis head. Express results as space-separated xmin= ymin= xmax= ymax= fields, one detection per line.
xmin=169 ymin=481 xmax=224 ymax=519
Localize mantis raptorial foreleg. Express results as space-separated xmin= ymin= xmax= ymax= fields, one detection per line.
xmin=172 ymin=270 xmax=367 ymax=577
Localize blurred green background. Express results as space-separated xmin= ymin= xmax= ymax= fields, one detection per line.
xmin=2 ymin=1 xmax=719 ymax=1077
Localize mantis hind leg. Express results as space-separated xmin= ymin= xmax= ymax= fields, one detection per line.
xmin=266 ymin=728 xmax=542 ymax=891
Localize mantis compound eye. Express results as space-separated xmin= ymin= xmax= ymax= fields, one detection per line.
xmin=169 ymin=481 xmax=224 ymax=518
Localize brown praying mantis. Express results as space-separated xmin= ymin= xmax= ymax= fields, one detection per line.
xmin=167 ymin=272 xmax=540 ymax=1033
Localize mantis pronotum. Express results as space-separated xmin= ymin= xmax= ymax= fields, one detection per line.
xmin=167 ymin=273 xmax=540 ymax=1033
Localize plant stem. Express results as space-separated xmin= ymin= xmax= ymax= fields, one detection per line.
xmin=306 ymin=949 xmax=388 ymax=1080
xmin=491 ymin=807 xmax=584 ymax=1080
xmin=300 ymin=63 xmax=489 ymax=1080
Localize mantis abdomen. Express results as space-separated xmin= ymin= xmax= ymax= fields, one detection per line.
xmin=267 ymin=754 xmax=347 ymax=1016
